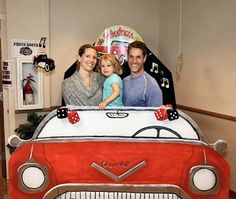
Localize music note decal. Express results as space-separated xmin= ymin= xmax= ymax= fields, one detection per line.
xmin=150 ymin=62 xmax=158 ymax=73
xmin=39 ymin=37 xmax=47 ymax=48
xmin=161 ymin=78 xmax=170 ymax=88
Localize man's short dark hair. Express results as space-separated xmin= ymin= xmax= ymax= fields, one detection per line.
xmin=128 ymin=41 xmax=147 ymax=57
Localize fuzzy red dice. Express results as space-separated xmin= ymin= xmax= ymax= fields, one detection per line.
xmin=154 ymin=108 xmax=168 ymax=121
xmin=67 ymin=111 xmax=80 ymax=124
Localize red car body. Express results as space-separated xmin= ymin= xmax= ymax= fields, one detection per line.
xmin=9 ymin=107 xmax=230 ymax=199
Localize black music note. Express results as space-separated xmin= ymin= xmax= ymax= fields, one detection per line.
xmin=161 ymin=78 xmax=170 ymax=88
xmin=39 ymin=37 xmax=47 ymax=48
xmin=150 ymin=62 xmax=158 ymax=73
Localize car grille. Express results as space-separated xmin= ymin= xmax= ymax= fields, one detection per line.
xmin=43 ymin=184 xmax=191 ymax=199
xmin=55 ymin=191 xmax=182 ymax=199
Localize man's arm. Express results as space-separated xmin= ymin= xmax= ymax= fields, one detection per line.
xmin=146 ymin=81 xmax=163 ymax=107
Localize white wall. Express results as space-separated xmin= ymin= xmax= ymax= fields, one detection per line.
xmin=159 ymin=0 xmax=236 ymax=117
xmin=6 ymin=0 xmax=51 ymax=108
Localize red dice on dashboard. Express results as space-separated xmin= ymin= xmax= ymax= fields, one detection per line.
xmin=154 ymin=108 xmax=168 ymax=121
xmin=67 ymin=111 xmax=80 ymax=124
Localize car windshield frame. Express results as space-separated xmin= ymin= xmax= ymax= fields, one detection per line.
xmin=33 ymin=107 xmax=203 ymax=141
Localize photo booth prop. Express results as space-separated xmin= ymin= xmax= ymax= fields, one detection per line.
xmin=9 ymin=26 xmax=229 ymax=199
xmin=33 ymin=37 xmax=55 ymax=72
xmin=8 ymin=107 xmax=230 ymax=199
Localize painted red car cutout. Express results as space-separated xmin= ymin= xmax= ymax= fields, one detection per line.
xmin=96 ymin=40 xmax=129 ymax=65
xmin=8 ymin=107 xmax=229 ymax=199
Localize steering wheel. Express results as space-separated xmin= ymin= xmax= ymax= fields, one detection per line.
xmin=132 ymin=125 xmax=182 ymax=139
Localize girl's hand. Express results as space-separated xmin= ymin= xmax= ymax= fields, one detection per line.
xmin=99 ymin=102 xmax=107 ymax=110
xmin=99 ymin=83 xmax=120 ymax=110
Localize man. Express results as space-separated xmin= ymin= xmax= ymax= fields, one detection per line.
xmin=123 ymin=41 xmax=163 ymax=107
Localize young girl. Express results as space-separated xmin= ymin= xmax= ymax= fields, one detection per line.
xmin=99 ymin=54 xmax=123 ymax=109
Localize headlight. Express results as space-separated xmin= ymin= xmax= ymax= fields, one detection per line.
xmin=22 ymin=166 xmax=45 ymax=189
xmin=189 ymin=165 xmax=220 ymax=194
xmin=18 ymin=161 xmax=48 ymax=193
xmin=192 ymin=168 xmax=216 ymax=190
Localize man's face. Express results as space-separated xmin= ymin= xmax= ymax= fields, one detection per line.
xmin=127 ymin=48 xmax=146 ymax=76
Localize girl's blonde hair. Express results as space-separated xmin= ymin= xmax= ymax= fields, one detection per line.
xmin=99 ymin=54 xmax=123 ymax=75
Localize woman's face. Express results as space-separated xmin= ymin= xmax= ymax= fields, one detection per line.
xmin=79 ymin=48 xmax=97 ymax=72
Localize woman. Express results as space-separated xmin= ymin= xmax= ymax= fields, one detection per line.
xmin=62 ymin=44 xmax=104 ymax=106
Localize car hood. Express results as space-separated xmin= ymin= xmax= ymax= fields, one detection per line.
xmin=9 ymin=139 xmax=230 ymax=199
xmin=28 ymin=140 xmax=200 ymax=185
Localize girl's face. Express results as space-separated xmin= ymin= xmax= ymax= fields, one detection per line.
xmin=78 ymin=48 xmax=97 ymax=72
xmin=100 ymin=59 xmax=115 ymax=77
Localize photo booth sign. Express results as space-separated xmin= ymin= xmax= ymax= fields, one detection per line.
xmin=11 ymin=39 xmax=39 ymax=57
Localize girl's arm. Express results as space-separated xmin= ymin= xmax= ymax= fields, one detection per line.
xmin=99 ymin=83 xmax=120 ymax=110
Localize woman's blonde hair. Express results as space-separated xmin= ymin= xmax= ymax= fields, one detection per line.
xmin=99 ymin=54 xmax=123 ymax=75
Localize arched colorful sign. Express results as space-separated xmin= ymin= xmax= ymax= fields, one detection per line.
xmin=94 ymin=25 xmax=143 ymax=65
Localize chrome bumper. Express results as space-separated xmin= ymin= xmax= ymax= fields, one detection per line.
xmin=43 ymin=184 xmax=191 ymax=199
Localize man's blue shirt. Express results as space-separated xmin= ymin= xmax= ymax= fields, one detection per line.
xmin=123 ymin=72 xmax=163 ymax=107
